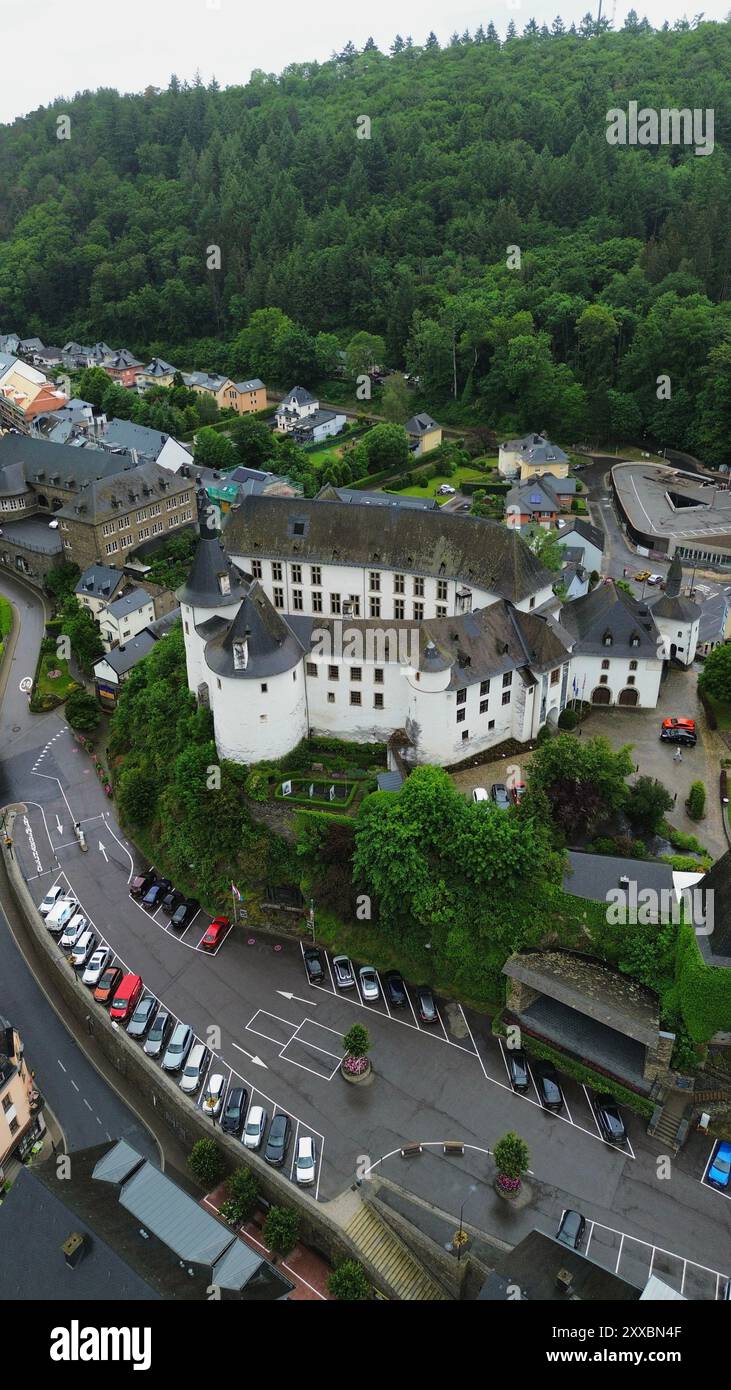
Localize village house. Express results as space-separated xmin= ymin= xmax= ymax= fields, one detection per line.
xmin=498 ymin=432 xmax=569 ymax=480
xmin=184 ymin=372 xmax=266 ymax=415
xmin=405 ymin=412 xmax=442 ymax=456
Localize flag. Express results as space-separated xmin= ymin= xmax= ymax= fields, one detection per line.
xmin=231 ymin=882 xmax=241 ymax=900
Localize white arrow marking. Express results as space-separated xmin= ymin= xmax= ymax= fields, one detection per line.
xmin=98 ymin=842 xmax=108 ymax=862
xmin=55 ymin=815 xmax=63 ymax=834
xmin=277 ymin=990 xmax=317 ymax=1007
xmin=230 ymin=1043 xmax=267 ymax=1068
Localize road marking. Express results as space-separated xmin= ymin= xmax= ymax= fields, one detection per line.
xmin=277 ymin=990 xmax=317 ymax=1007
xmin=55 ymin=815 xmax=63 ymax=834
xmin=83 ymin=1098 xmax=93 ymax=1112
xmin=98 ymin=842 xmax=108 ymax=862
xmin=614 ymin=1233 xmax=625 ymax=1273
xmin=57 ymin=1060 xmax=66 ymax=1074
xmin=71 ymin=1080 xmax=79 ymax=1092
xmin=230 ymin=1042 xmax=268 ymax=1068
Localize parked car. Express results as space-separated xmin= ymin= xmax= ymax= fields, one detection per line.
xmin=359 ymin=966 xmax=379 ymax=1002
xmin=70 ymin=930 xmax=97 ymax=968
xmin=264 ymin=1113 xmax=292 ymax=1166
xmin=161 ymin=888 xmax=184 ymax=916
xmin=130 ymin=868 xmax=156 ymax=898
xmin=221 ymin=1085 xmax=248 ymax=1137
xmin=416 ymin=985 xmax=438 ymax=1024
xmin=472 ymin=787 xmax=489 ymax=804
xmin=161 ymin=1022 xmax=194 ymax=1073
xmin=39 ymin=884 xmax=65 ymax=917
xmin=200 ymin=916 xmax=229 ymax=951
xmin=333 ymin=955 xmax=355 ymax=990
xmin=383 ymin=970 xmax=407 ymax=1007
xmin=660 ymin=716 xmax=697 ymax=747
xmin=94 ymin=965 xmax=124 ymax=1005
xmin=179 ymin=1042 xmax=209 ymax=1095
xmin=126 ymin=993 xmax=158 ymax=1040
xmin=59 ymin=912 xmax=89 ymax=950
xmin=170 ymin=898 xmax=199 ymax=931
xmin=594 ymin=1093 xmax=627 ymax=1145
xmin=243 ymin=1104 xmax=268 ymax=1150
xmin=634 ymin=570 xmax=651 ymax=582
xmin=534 ymin=1060 xmax=564 ymax=1112
xmin=295 ymin=1135 xmax=316 ymax=1185
xmin=109 ymin=973 xmax=144 ymax=1023
xmin=143 ymin=1007 xmax=174 ymax=1059
xmin=82 ymin=947 xmax=110 ymax=987
xmin=437 ymin=484 xmax=456 ymax=495
xmin=707 ymin=1141 xmax=731 ymax=1190
xmin=142 ymin=878 xmax=171 ymax=910
xmin=490 ymin=783 xmax=511 ymax=810
xmin=506 ymin=1047 xmax=530 ymax=1093
xmin=46 ymin=897 xmax=79 ymax=934
xmin=647 ymin=573 xmax=663 ymax=585
xmin=303 ymin=947 xmax=325 ymax=984
xmin=201 ymin=1073 xmax=226 ymax=1117
xmin=556 ymin=1209 xmax=586 ymax=1250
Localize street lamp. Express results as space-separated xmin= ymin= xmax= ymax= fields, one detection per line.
xmin=309 ymin=897 xmax=315 ymax=943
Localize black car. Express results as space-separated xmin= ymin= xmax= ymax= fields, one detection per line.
xmin=506 ymin=1047 xmax=530 ymax=1093
xmin=264 ymin=1113 xmax=292 ymax=1167
xmin=221 ymin=1086 xmax=248 ymax=1138
xmin=303 ymin=948 xmax=325 ymax=985
xmin=593 ymin=1093 xmax=627 ymax=1145
xmin=142 ymin=879 xmax=171 ymax=910
xmin=660 ymin=727 xmax=697 ymax=747
xmin=416 ymin=985 xmax=438 ymax=1024
xmin=556 ymin=1209 xmax=586 ymax=1250
xmin=534 ymin=1060 xmax=564 ymax=1112
xmin=383 ymin=971 xmax=407 ymax=1007
xmin=170 ymin=897 xmax=199 ymax=931
xmin=126 ymin=993 xmax=158 ymax=1039
xmin=130 ymin=868 xmax=157 ymax=899
xmin=143 ymin=1007 xmax=173 ymax=1058
xmin=161 ymin=888 xmax=184 ymax=916
xmin=490 ymin=783 xmax=511 ymax=810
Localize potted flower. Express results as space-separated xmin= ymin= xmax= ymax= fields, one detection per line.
xmin=341 ymin=1023 xmax=371 ymax=1083
xmin=493 ymin=1132 xmax=530 ymax=1200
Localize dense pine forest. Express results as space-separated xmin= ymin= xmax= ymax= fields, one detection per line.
xmin=1 ymin=18 xmax=730 ymax=458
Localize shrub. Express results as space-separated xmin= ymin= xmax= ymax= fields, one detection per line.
xmin=226 ymin=1166 xmax=260 ymax=1221
xmin=188 ymin=1138 xmax=226 ymax=1188
xmin=686 ymin=781 xmax=706 ymax=821
xmin=245 ymin=768 xmax=270 ymax=801
xmin=65 ymin=688 xmax=101 ymax=732
xmin=343 ymin=1023 xmax=370 ymax=1058
xmin=590 ymin=836 xmax=616 ymax=855
xmin=558 ymin=707 xmax=578 ymax=730
xmin=626 ymin=776 xmax=674 ymax=834
xmin=493 ymin=1132 xmax=530 ymax=1182
xmin=328 ymin=1259 xmax=371 ymax=1301
xmin=536 ymin=725 xmax=553 ymax=745
xmin=263 ymin=1206 xmax=300 ymax=1258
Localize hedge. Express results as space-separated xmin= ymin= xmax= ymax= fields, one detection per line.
xmin=274 ymin=777 xmax=359 ymax=809
xmin=674 ymin=922 xmax=731 ymax=1041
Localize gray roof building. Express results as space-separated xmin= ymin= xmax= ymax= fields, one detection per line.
xmin=106 ymin=587 xmax=153 ymax=620
xmin=203 ymin=581 xmax=304 ymax=680
xmin=279 ymin=386 xmax=315 ymax=408
xmin=142 ymin=357 xmax=177 ymax=377
xmin=316 ymin=483 xmax=439 ymax=511
xmin=405 ymin=412 xmax=440 ymax=436
xmin=75 ymin=563 xmax=125 ymax=602
xmin=478 ymin=1230 xmax=641 ymax=1301
xmin=223 ymin=496 xmax=556 ymax=606
xmin=55 ymin=458 xmax=191 ymax=525
xmin=99 ymin=418 xmax=187 ymax=464
xmin=176 ymin=489 xmax=248 ymax=609
xmin=555 ymin=516 xmax=605 ymax=552
xmin=97 ymin=631 xmax=157 ymax=675
xmin=559 ymin=581 xmax=659 ymax=659
xmin=233 ymin=378 xmax=265 ymax=392
xmin=563 ymin=849 xmax=674 ymax=906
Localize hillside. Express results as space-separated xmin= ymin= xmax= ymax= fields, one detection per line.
xmin=1 ymin=22 xmax=730 ymax=458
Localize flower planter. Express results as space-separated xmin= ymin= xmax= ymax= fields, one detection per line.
xmin=340 ymin=1057 xmax=372 ymax=1085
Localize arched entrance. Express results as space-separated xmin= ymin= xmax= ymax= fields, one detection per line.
xmin=51 ymin=498 xmax=62 ymax=512
xmin=546 ymin=705 xmax=560 ymax=728
xmin=618 ymin=687 xmax=639 ymax=707
xmin=36 ymin=494 xmax=48 ymax=509
xmin=591 ymin=686 xmax=611 ymax=705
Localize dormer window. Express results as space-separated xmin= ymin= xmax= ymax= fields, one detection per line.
xmin=629 ymin=632 xmax=640 ymax=648
xmin=218 ymin=572 xmax=231 ymax=596
xmin=233 ymin=639 xmax=248 ymax=670
xmin=602 ymin=631 xmax=613 ymax=647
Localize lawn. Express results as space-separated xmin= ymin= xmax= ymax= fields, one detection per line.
xmin=0 ymin=593 xmax=12 ymax=660
xmin=390 ymin=466 xmax=497 ymax=501
xmin=34 ymin=648 xmax=78 ymax=703
xmin=703 ymin=692 xmax=731 ymax=731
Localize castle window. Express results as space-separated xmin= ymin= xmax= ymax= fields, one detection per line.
xmin=502 ymin=671 xmax=513 ymax=688
xmin=413 ymin=602 xmax=424 ymax=621
xmin=327 ymin=691 xmax=335 ymax=703
xmin=601 ymin=658 xmax=610 ymax=670
xmin=370 ymin=597 xmax=381 ymax=618
xmin=393 ymin=573 xmax=405 ymax=594
xmin=550 ymin=668 xmax=560 ymax=685
xmin=436 ymin=606 xmax=446 ymax=618
xmin=251 ymin=559 xmax=262 ymax=579
xmin=630 ymin=633 xmax=640 ymax=648
xmin=456 ymin=708 xmax=466 ymax=723
xmin=374 ymin=693 xmax=384 ymax=709
xmin=328 ymin=665 xmax=339 ymax=681
xmin=602 ymin=631 xmax=613 ymax=646
xmin=413 ymin=576 xmax=424 ymax=597
xmin=480 ymin=700 xmax=489 ymax=714
xmin=311 ymin=565 xmax=321 ymax=585
xmin=350 ymin=691 xmax=361 ymax=706
xmin=461 ymin=730 xmax=469 ymax=742
xmin=437 ymin=580 xmax=448 ymax=602
xmin=331 ymin=593 xmax=341 ymax=615
xmin=529 ymin=596 xmax=536 ymax=610
xmin=600 ymin=675 xmax=608 ymax=684
xmin=306 ymin=662 xmax=317 ymax=676
xmin=272 ymin=561 xmax=283 ymax=582
xmin=488 ymin=719 xmax=495 ymax=730
xmin=292 ymin=563 xmax=302 ymax=584
xmin=293 ymin=589 xmax=303 ymax=611
xmin=627 ymin=675 xmax=636 ymax=685
xmin=374 ymin=668 xmax=384 ymax=683
xmin=457 ymin=689 xmax=467 ymax=705
xmin=394 ymin=599 xmax=405 ymax=620
xmin=369 ymin=571 xmax=380 ymax=592
xmin=292 ymin=670 xmax=297 ymax=681
xmin=273 ymin=587 xmax=284 ymax=609
xmin=260 ymin=683 xmax=268 ymax=693
xmin=480 ymin=680 xmax=490 ymax=696
xmin=501 ymin=691 xmax=511 ymax=706
xmin=629 ymin=660 xmax=638 ymax=671
xmin=312 ymin=592 xmax=322 ymax=613
xmin=351 ymin=667 xmax=362 ymax=682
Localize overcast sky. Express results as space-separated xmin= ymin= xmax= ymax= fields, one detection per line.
xmin=1 ymin=0 xmax=726 ymax=125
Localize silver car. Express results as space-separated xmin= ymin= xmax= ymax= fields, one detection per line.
xmin=358 ymin=966 xmax=379 ymax=1002
xmin=333 ymin=955 xmax=355 ymax=990
xmin=82 ymin=946 xmax=110 ymax=986
xmin=179 ymin=1042 xmax=209 ymax=1095
xmin=161 ymin=1022 xmax=193 ymax=1073
xmin=60 ymin=912 xmax=88 ymax=950
xmin=70 ymin=930 xmax=97 ymax=967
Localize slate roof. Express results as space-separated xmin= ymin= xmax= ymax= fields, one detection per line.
xmin=176 ymin=491 xmax=248 ymax=609
xmin=0 ymin=460 xmax=29 ymax=495
xmin=101 ymin=419 xmax=175 ymax=461
xmin=405 ymin=412 xmax=440 ymax=435
xmin=695 ymin=851 xmax=731 ymax=960
xmin=293 ymin=409 xmax=343 ymax=433
xmin=504 ymin=949 xmax=660 ymax=1045
xmin=55 ymin=459 xmax=192 ymax=524
xmin=507 ymin=477 xmax=561 ymax=513
xmin=478 ymin=1230 xmax=641 ymax=1302
xmin=204 ymin=580 xmax=304 ymax=680
xmin=0 ymin=433 xmax=136 ymax=489
xmin=0 ymin=516 xmax=64 ymax=553
xmin=143 ymin=357 xmax=177 ymax=376
xmin=223 ymin=496 xmax=556 ymax=605
xmin=184 ymin=371 xmax=229 ymax=391
xmin=554 ymin=516 xmax=605 ymax=552
xmin=651 ymin=594 xmax=701 ymax=622
xmin=75 ymin=563 xmax=125 ymax=601
xmin=502 ymin=432 xmax=569 ymax=465
xmin=279 ymin=386 xmax=315 ymax=408
xmin=106 ymin=587 xmax=153 ymax=619
xmin=106 ymin=349 xmax=142 ymax=370
xmin=316 ymin=484 xmax=439 ymax=511
xmin=559 ymin=581 xmax=659 ymax=658
xmin=233 ymin=379 xmax=265 ymax=392
xmin=97 ymin=631 xmax=157 ymax=675
xmin=563 ymin=849 xmax=674 ymax=906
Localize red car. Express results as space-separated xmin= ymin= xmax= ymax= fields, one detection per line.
xmin=200 ymin=916 xmax=230 ymax=951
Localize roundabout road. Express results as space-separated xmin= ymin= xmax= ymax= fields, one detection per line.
xmin=1 ymin=573 xmax=730 ymax=1294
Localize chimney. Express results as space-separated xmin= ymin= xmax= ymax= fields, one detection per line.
xmin=62 ymin=1232 xmax=87 ymax=1268
xmin=556 ymin=1267 xmax=573 ymax=1294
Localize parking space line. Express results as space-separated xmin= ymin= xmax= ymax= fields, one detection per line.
xmin=614 ymin=1233 xmax=625 ymax=1273
xmin=290 ymin=1119 xmax=300 ymax=1181
xmin=375 ymin=972 xmax=392 ymax=1018
xmin=280 ymin=1034 xmax=342 ymax=1062
xmin=585 ymin=1220 xmax=595 ymax=1258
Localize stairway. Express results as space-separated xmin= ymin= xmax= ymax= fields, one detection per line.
xmin=649 ymin=1091 xmax=689 ymax=1151
xmin=345 ymin=1202 xmax=449 ymax=1301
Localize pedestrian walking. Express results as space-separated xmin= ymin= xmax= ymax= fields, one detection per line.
xmin=673 ymin=748 xmax=683 ymax=763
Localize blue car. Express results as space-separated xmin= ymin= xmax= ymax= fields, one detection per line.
xmin=707 ymin=1141 xmax=731 ymax=1190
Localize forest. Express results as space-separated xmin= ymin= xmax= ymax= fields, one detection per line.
xmin=1 ymin=18 xmax=730 ymax=459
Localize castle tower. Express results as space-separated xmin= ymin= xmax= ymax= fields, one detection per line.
xmin=176 ymin=487 xmax=249 ymax=702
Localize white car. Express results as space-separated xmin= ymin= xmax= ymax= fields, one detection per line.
xmin=201 ymin=1073 xmax=226 ymax=1117
xmin=179 ymin=1042 xmax=209 ymax=1096
xmin=70 ymin=929 xmax=97 ymax=967
xmin=295 ymin=1135 xmax=316 ymax=1185
xmin=647 ymin=574 xmax=663 ymax=585
xmin=60 ymin=913 xmax=88 ymax=950
xmin=82 ymin=947 xmax=110 ymax=986
xmin=39 ymin=884 xmax=65 ymax=917
xmin=46 ymin=897 xmax=79 ymax=933
xmin=472 ymin=787 xmax=489 ymax=803
xmin=437 ymin=484 xmax=456 ymax=495
xmin=358 ymin=966 xmax=379 ymax=1002
xmin=243 ymin=1104 xmax=268 ymax=1150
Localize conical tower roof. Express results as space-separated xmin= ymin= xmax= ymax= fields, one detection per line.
xmin=204 ymin=580 xmax=304 ymax=679
xmin=665 ymin=557 xmax=683 ymax=598
xmin=176 ymin=487 xmax=247 ymax=609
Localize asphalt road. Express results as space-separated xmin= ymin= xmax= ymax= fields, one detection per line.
xmin=1 ymin=574 xmax=730 ymax=1295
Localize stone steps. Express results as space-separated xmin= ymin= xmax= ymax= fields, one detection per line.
xmin=345 ymin=1202 xmax=448 ymax=1301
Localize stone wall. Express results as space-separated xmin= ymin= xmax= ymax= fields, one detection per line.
xmin=644 ymin=1029 xmax=676 ymax=1083
xmin=505 ymin=977 xmax=540 ymax=1013
xmin=0 ymin=543 xmax=62 ymax=589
